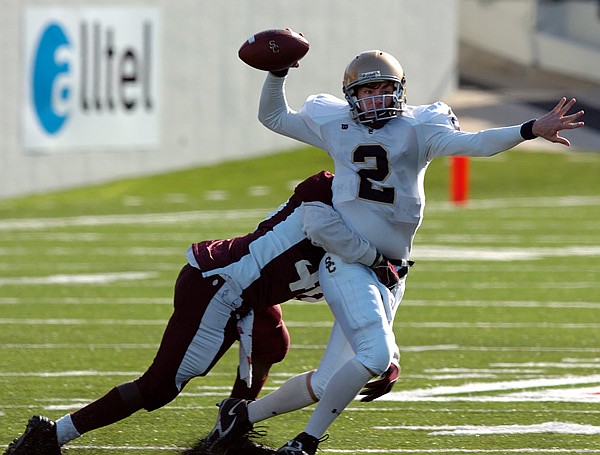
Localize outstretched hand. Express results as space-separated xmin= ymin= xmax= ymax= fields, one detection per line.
xmin=532 ymin=97 xmax=585 ymax=146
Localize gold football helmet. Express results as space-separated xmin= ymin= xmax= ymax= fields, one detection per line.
xmin=342 ymin=50 xmax=406 ymax=126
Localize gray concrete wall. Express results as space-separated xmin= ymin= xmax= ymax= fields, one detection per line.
xmin=0 ymin=0 xmax=458 ymax=198
xmin=459 ymin=0 xmax=600 ymax=84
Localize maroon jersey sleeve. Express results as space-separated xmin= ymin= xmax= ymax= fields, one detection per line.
xmin=291 ymin=170 xmax=333 ymax=205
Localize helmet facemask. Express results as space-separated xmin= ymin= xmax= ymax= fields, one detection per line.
xmin=345 ymin=79 xmax=406 ymax=126
xmin=342 ymin=50 xmax=407 ymax=128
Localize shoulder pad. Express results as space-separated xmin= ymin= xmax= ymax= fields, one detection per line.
xmin=404 ymin=102 xmax=458 ymax=129
xmin=300 ymin=94 xmax=349 ymax=126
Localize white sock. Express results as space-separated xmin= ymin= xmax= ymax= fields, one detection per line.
xmin=55 ymin=414 xmax=81 ymax=446
xmin=304 ymin=358 xmax=373 ymax=439
xmin=248 ymin=371 xmax=317 ymax=423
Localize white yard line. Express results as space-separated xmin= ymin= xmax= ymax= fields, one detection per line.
xmin=375 ymin=422 xmax=600 ymax=435
xmin=323 ymin=450 xmax=600 ymax=453
xmin=427 ymin=195 xmax=600 ymax=212
xmin=411 ymin=244 xmax=600 ymax=261
xmin=65 ymin=446 xmax=181 ymax=452
xmin=61 ymin=446 xmax=600 ymax=453
xmin=404 ymin=300 xmax=600 ymax=309
xmin=384 ymin=375 xmax=600 ymax=403
xmin=0 ymin=344 xmax=598 ymax=355
xmin=0 ymin=209 xmax=267 ymax=231
xmin=0 ymin=272 xmax=157 ymax=286
xmin=0 ymin=297 xmax=172 ymax=305
xmin=2 ymin=298 xmax=598 ymax=309
xmin=1 ymin=319 xmax=600 ymax=330
xmin=0 ymin=194 xmax=598 ymax=232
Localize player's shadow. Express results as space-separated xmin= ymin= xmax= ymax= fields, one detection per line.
xmin=182 ymin=435 xmax=277 ymax=455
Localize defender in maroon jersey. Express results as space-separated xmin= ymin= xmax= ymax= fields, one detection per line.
xmin=5 ymin=170 xmax=389 ymax=454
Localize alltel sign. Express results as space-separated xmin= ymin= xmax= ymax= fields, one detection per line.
xmin=23 ymin=7 xmax=160 ymax=151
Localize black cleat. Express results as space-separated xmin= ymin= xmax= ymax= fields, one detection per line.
xmin=4 ymin=415 xmax=61 ymax=455
xmin=205 ymin=398 xmax=253 ymax=449
xmin=276 ymin=432 xmax=327 ymax=455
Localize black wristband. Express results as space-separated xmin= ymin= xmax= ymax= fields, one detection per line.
xmin=520 ymin=119 xmax=537 ymax=140
xmin=269 ymin=68 xmax=289 ymax=78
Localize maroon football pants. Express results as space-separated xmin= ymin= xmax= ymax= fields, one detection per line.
xmin=70 ymin=264 xmax=289 ymax=434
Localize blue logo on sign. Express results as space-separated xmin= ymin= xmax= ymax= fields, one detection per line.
xmin=32 ymin=23 xmax=72 ymax=134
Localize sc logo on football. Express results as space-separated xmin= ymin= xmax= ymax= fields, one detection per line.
xmin=32 ymin=22 xmax=73 ymax=134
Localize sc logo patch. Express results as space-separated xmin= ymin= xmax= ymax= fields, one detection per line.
xmin=32 ymin=23 xmax=73 ymax=134
xmin=324 ymin=256 xmax=336 ymax=273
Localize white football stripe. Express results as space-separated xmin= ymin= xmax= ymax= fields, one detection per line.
xmin=64 ymin=446 xmax=600 ymax=453
xmin=0 ymin=272 xmax=157 ymax=286
xmin=385 ymin=375 xmax=600 ymax=403
xmin=411 ymin=245 xmax=600 ymax=261
xmin=374 ymin=422 xmax=600 ymax=436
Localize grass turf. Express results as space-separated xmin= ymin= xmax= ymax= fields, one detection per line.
xmin=0 ymin=147 xmax=599 ymax=454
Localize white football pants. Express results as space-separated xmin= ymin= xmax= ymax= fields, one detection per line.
xmin=310 ymin=253 xmax=404 ymax=397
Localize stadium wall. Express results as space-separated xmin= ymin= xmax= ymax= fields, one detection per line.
xmin=459 ymin=0 xmax=600 ymax=84
xmin=0 ymin=0 xmax=458 ymax=198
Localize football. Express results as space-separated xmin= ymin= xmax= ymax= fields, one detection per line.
xmin=238 ymin=28 xmax=310 ymax=72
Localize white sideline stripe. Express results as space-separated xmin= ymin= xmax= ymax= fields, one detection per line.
xmin=2 ymin=319 xmax=600 ymax=330
xmin=0 ymin=318 xmax=166 ymax=325
xmin=0 ymin=370 xmax=308 ymax=378
xmin=3 ymin=298 xmax=599 ymax=309
xmin=404 ymin=300 xmax=600 ymax=309
xmin=409 ymin=282 xmax=597 ymax=290
xmin=0 ymin=344 xmax=451 ymax=352
xmin=5 ymin=402 xmax=600 ymax=416
xmin=411 ymin=244 xmax=600 ymax=261
xmin=2 ymin=344 xmax=599 ymax=354
xmin=67 ymin=446 xmax=181 ymax=452
xmin=385 ymin=375 xmax=600 ymax=403
xmin=392 ymin=375 xmax=600 ymax=395
xmin=64 ymin=446 xmax=600 ymax=453
xmin=0 ymin=209 xmax=266 ymax=231
xmin=346 ymin=407 xmax=600 ymax=415
xmin=396 ymin=322 xmax=600 ymax=329
xmin=0 ymin=297 xmax=172 ymax=305
xmin=0 ymin=343 xmax=160 ymax=349
xmin=492 ymin=362 xmax=600 ymax=369
xmin=4 ymin=359 xmax=600 ymax=386
xmin=427 ymin=195 xmax=600 ymax=211
xmin=3 ymin=245 xmax=600 ymax=263
xmin=0 ymin=195 xmax=598 ymax=232
xmin=315 ymin=320 xmax=589 ymax=330
xmin=0 ymin=276 xmax=598 ymax=290
xmin=375 ymin=422 xmax=600 ymax=435
xmin=0 ymin=370 xmax=141 ymax=377
xmin=0 ymin=272 xmax=157 ymax=286
xmin=323 ymin=450 xmax=600 ymax=454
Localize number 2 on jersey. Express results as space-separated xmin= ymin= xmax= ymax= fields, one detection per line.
xmin=353 ymin=145 xmax=395 ymax=204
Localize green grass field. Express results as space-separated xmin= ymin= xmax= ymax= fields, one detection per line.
xmin=1 ymin=147 xmax=599 ymax=454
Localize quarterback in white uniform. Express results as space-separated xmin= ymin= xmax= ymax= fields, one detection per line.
xmin=209 ymin=50 xmax=585 ymax=455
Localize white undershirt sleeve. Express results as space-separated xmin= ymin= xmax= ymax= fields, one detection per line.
xmin=258 ymin=73 xmax=327 ymax=149
xmin=426 ymin=124 xmax=524 ymax=160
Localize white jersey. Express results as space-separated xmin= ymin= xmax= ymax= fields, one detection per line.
xmin=259 ymin=74 xmax=525 ymax=260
